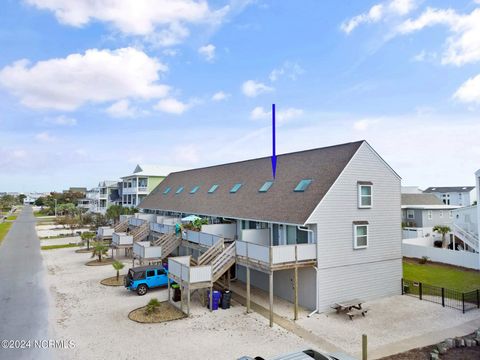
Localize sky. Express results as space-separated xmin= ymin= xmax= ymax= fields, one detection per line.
xmin=0 ymin=0 xmax=479 ymax=192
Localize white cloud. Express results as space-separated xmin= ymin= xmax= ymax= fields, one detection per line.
xmin=269 ymin=61 xmax=304 ymax=82
xmin=47 ymin=115 xmax=77 ymax=126
xmin=26 ymin=0 xmax=218 ymax=35
xmin=106 ymin=99 xmax=139 ymax=118
xmin=162 ymin=48 xmax=179 ymax=57
xmin=353 ymin=118 xmax=381 ymax=131
xmin=453 ymin=74 xmax=480 ymax=104
xmin=211 ymin=91 xmax=230 ymax=101
xmin=241 ymin=80 xmax=274 ymax=97
xmin=341 ymin=0 xmax=417 ymax=34
xmin=145 ymin=22 xmax=190 ymax=47
xmin=35 ymin=131 xmax=56 ymax=143
xmin=0 ymin=47 xmax=169 ymax=111
xmin=198 ymin=44 xmax=216 ymax=61
xmin=396 ymin=8 xmax=480 ymax=66
xmin=154 ymin=98 xmax=190 ymax=114
xmin=411 ymin=50 xmax=437 ymax=62
xmin=250 ymin=106 xmax=304 ymax=123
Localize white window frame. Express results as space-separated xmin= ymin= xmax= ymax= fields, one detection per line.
xmin=427 ymin=210 xmax=433 ymax=220
xmin=407 ymin=210 xmax=415 ymax=220
xmin=358 ymin=184 xmax=372 ymax=209
xmin=353 ymin=224 xmax=368 ymax=249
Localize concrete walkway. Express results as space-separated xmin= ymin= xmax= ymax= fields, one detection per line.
xmin=0 ymin=206 xmax=52 ymax=360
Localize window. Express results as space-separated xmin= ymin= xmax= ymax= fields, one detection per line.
xmin=230 ymin=183 xmax=242 ymax=193
xmin=146 ymin=270 xmax=155 ymax=277
xmin=358 ymin=184 xmax=372 ymax=208
xmin=294 ymin=179 xmax=312 ymax=192
xmin=407 ymin=210 xmax=414 ymax=220
xmin=190 ymin=185 xmax=200 ymax=194
xmin=208 ymin=184 xmax=219 ymax=193
xmin=175 ymin=186 xmax=184 ymax=194
xmin=427 ymin=210 xmax=432 ymax=220
xmin=157 ymin=269 xmax=165 ymax=275
xmin=259 ymin=181 xmax=273 ymax=193
xmin=354 ymin=224 xmax=368 ymax=249
xmin=163 ymin=187 xmax=171 ymax=195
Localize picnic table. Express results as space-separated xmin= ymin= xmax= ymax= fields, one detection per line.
xmin=332 ymin=299 xmax=368 ymax=320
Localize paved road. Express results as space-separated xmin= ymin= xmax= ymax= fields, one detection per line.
xmin=0 ymin=207 xmax=52 ymax=360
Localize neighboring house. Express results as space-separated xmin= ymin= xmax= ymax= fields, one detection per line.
xmin=78 ymin=188 xmax=100 ymax=213
xmin=401 ymin=186 xmax=423 ymax=194
xmin=139 ymin=140 xmax=402 ymax=312
xmin=23 ymin=192 xmax=49 ymax=205
xmin=424 ymin=186 xmax=475 ymax=206
xmin=121 ymin=165 xmax=166 ymax=208
xmin=452 ymin=170 xmax=480 ymax=253
xmin=98 ymin=181 xmax=120 ymax=213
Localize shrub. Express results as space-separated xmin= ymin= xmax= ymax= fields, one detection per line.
xmin=419 ymin=256 xmax=429 ymax=264
xmin=144 ymin=298 xmax=161 ymax=315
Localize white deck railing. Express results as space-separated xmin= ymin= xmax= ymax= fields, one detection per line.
xmin=128 ymin=217 xmax=145 ymax=227
xmin=133 ymin=241 xmax=162 ymax=259
xmin=97 ymin=226 xmax=114 ymax=237
xmin=453 ymin=205 xmax=478 ymax=235
xmin=150 ymin=223 xmax=176 ymax=234
xmin=112 ymin=232 xmax=133 ymax=246
xmin=168 ymin=256 xmax=212 ymax=283
xmin=182 ymin=229 xmax=222 ymax=247
xmin=235 ymin=241 xmax=316 ymax=265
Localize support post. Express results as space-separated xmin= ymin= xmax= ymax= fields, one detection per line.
xmin=269 ymin=271 xmax=273 ymax=327
xmin=477 ymin=289 xmax=479 ymax=309
xmin=362 ymin=334 xmax=367 ymax=360
xmin=419 ymin=282 xmax=422 ymax=300
xmin=401 ymin=278 xmax=403 ymax=295
xmin=209 ymin=285 xmax=213 ymax=312
xmin=187 ymin=285 xmax=190 ymax=316
xmin=167 ymin=276 xmax=171 ymax=304
xmin=180 ymin=282 xmax=184 ymax=313
xmin=294 ymin=267 xmax=298 ymax=321
xmin=462 ymin=293 xmax=465 ymax=314
xmin=246 ymin=266 xmax=251 ymax=313
xmin=441 ymin=288 xmax=445 ymax=307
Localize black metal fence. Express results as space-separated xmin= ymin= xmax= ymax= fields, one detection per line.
xmin=402 ymin=278 xmax=480 ymax=313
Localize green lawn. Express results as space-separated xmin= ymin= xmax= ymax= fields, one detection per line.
xmin=41 ymin=243 xmax=79 ymax=250
xmin=6 ymin=215 xmax=17 ymax=221
xmin=403 ymin=259 xmax=480 ymax=292
xmin=0 ymin=222 xmax=13 ymax=245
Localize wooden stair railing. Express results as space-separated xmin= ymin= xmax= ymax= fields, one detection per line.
xmin=198 ymin=238 xmax=224 ymax=265
xmin=114 ymin=218 xmax=129 ymax=232
xmin=211 ymin=241 xmax=236 ymax=282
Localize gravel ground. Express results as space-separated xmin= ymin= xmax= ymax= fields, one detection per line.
xmin=42 ymin=248 xmax=318 ymax=360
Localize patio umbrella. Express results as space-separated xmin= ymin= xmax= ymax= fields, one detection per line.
xmin=181 ymin=215 xmax=201 ymax=222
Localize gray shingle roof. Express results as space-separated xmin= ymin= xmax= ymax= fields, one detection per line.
xmin=139 ymin=141 xmax=364 ymax=224
xmin=424 ymin=186 xmax=474 ymax=193
xmin=401 ymin=194 xmax=444 ymax=206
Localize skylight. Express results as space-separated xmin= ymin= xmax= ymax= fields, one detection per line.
xmin=163 ymin=187 xmax=171 ymax=195
xmin=259 ymin=181 xmax=273 ymax=193
xmin=208 ymin=184 xmax=219 ymax=193
xmin=294 ymin=179 xmax=312 ymax=192
xmin=175 ymin=186 xmax=184 ymax=194
xmin=190 ymin=186 xmax=200 ymax=194
xmin=230 ymin=183 xmax=242 ymax=193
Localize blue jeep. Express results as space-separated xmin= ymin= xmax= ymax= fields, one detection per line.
xmin=124 ymin=265 xmax=169 ymax=296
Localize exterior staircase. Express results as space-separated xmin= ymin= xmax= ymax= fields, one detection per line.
xmin=211 ymin=241 xmax=236 ymax=282
xmin=197 ymin=238 xmax=224 ymax=265
xmin=454 ymin=224 xmax=479 ymax=252
xmin=114 ymin=218 xmax=129 ymax=232
xmin=155 ymin=233 xmax=182 ymax=259
xmin=131 ymin=222 xmax=150 ymax=243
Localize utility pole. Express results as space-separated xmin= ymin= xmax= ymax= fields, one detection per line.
xmin=54 ymin=199 xmax=57 ymax=217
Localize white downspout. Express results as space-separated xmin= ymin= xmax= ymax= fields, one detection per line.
xmin=297 ymin=225 xmax=319 ymax=317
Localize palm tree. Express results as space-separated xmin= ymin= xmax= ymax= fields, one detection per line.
xmin=80 ymin=231 xmax=96 ymax=250
xmin=91 ymin=241 xmax=109 ymax=262
xmin=433 ymin=225 xmax=451 ymax=248
xmin=145 ymin=298 xmax=161 ymax=315
xmin=112 ymin=260 xmax=125 ymax=281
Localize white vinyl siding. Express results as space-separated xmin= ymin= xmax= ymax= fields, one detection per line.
xmin=427 ymin=210 xmax=433 ymax=220
xmin=306 ymin=142 xmax=402 ymax=310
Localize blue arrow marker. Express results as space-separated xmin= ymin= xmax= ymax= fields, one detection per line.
xmin=271 ymin=103 xmax=277 ymax=179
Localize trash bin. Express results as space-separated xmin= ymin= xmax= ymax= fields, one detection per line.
xmin=221 ymin=290 xmax=231 ymax=309
xmin=172 ymin=284 xmax=181 ymax=302
xmin=207 ymin=290 xmax=221 ymax=310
